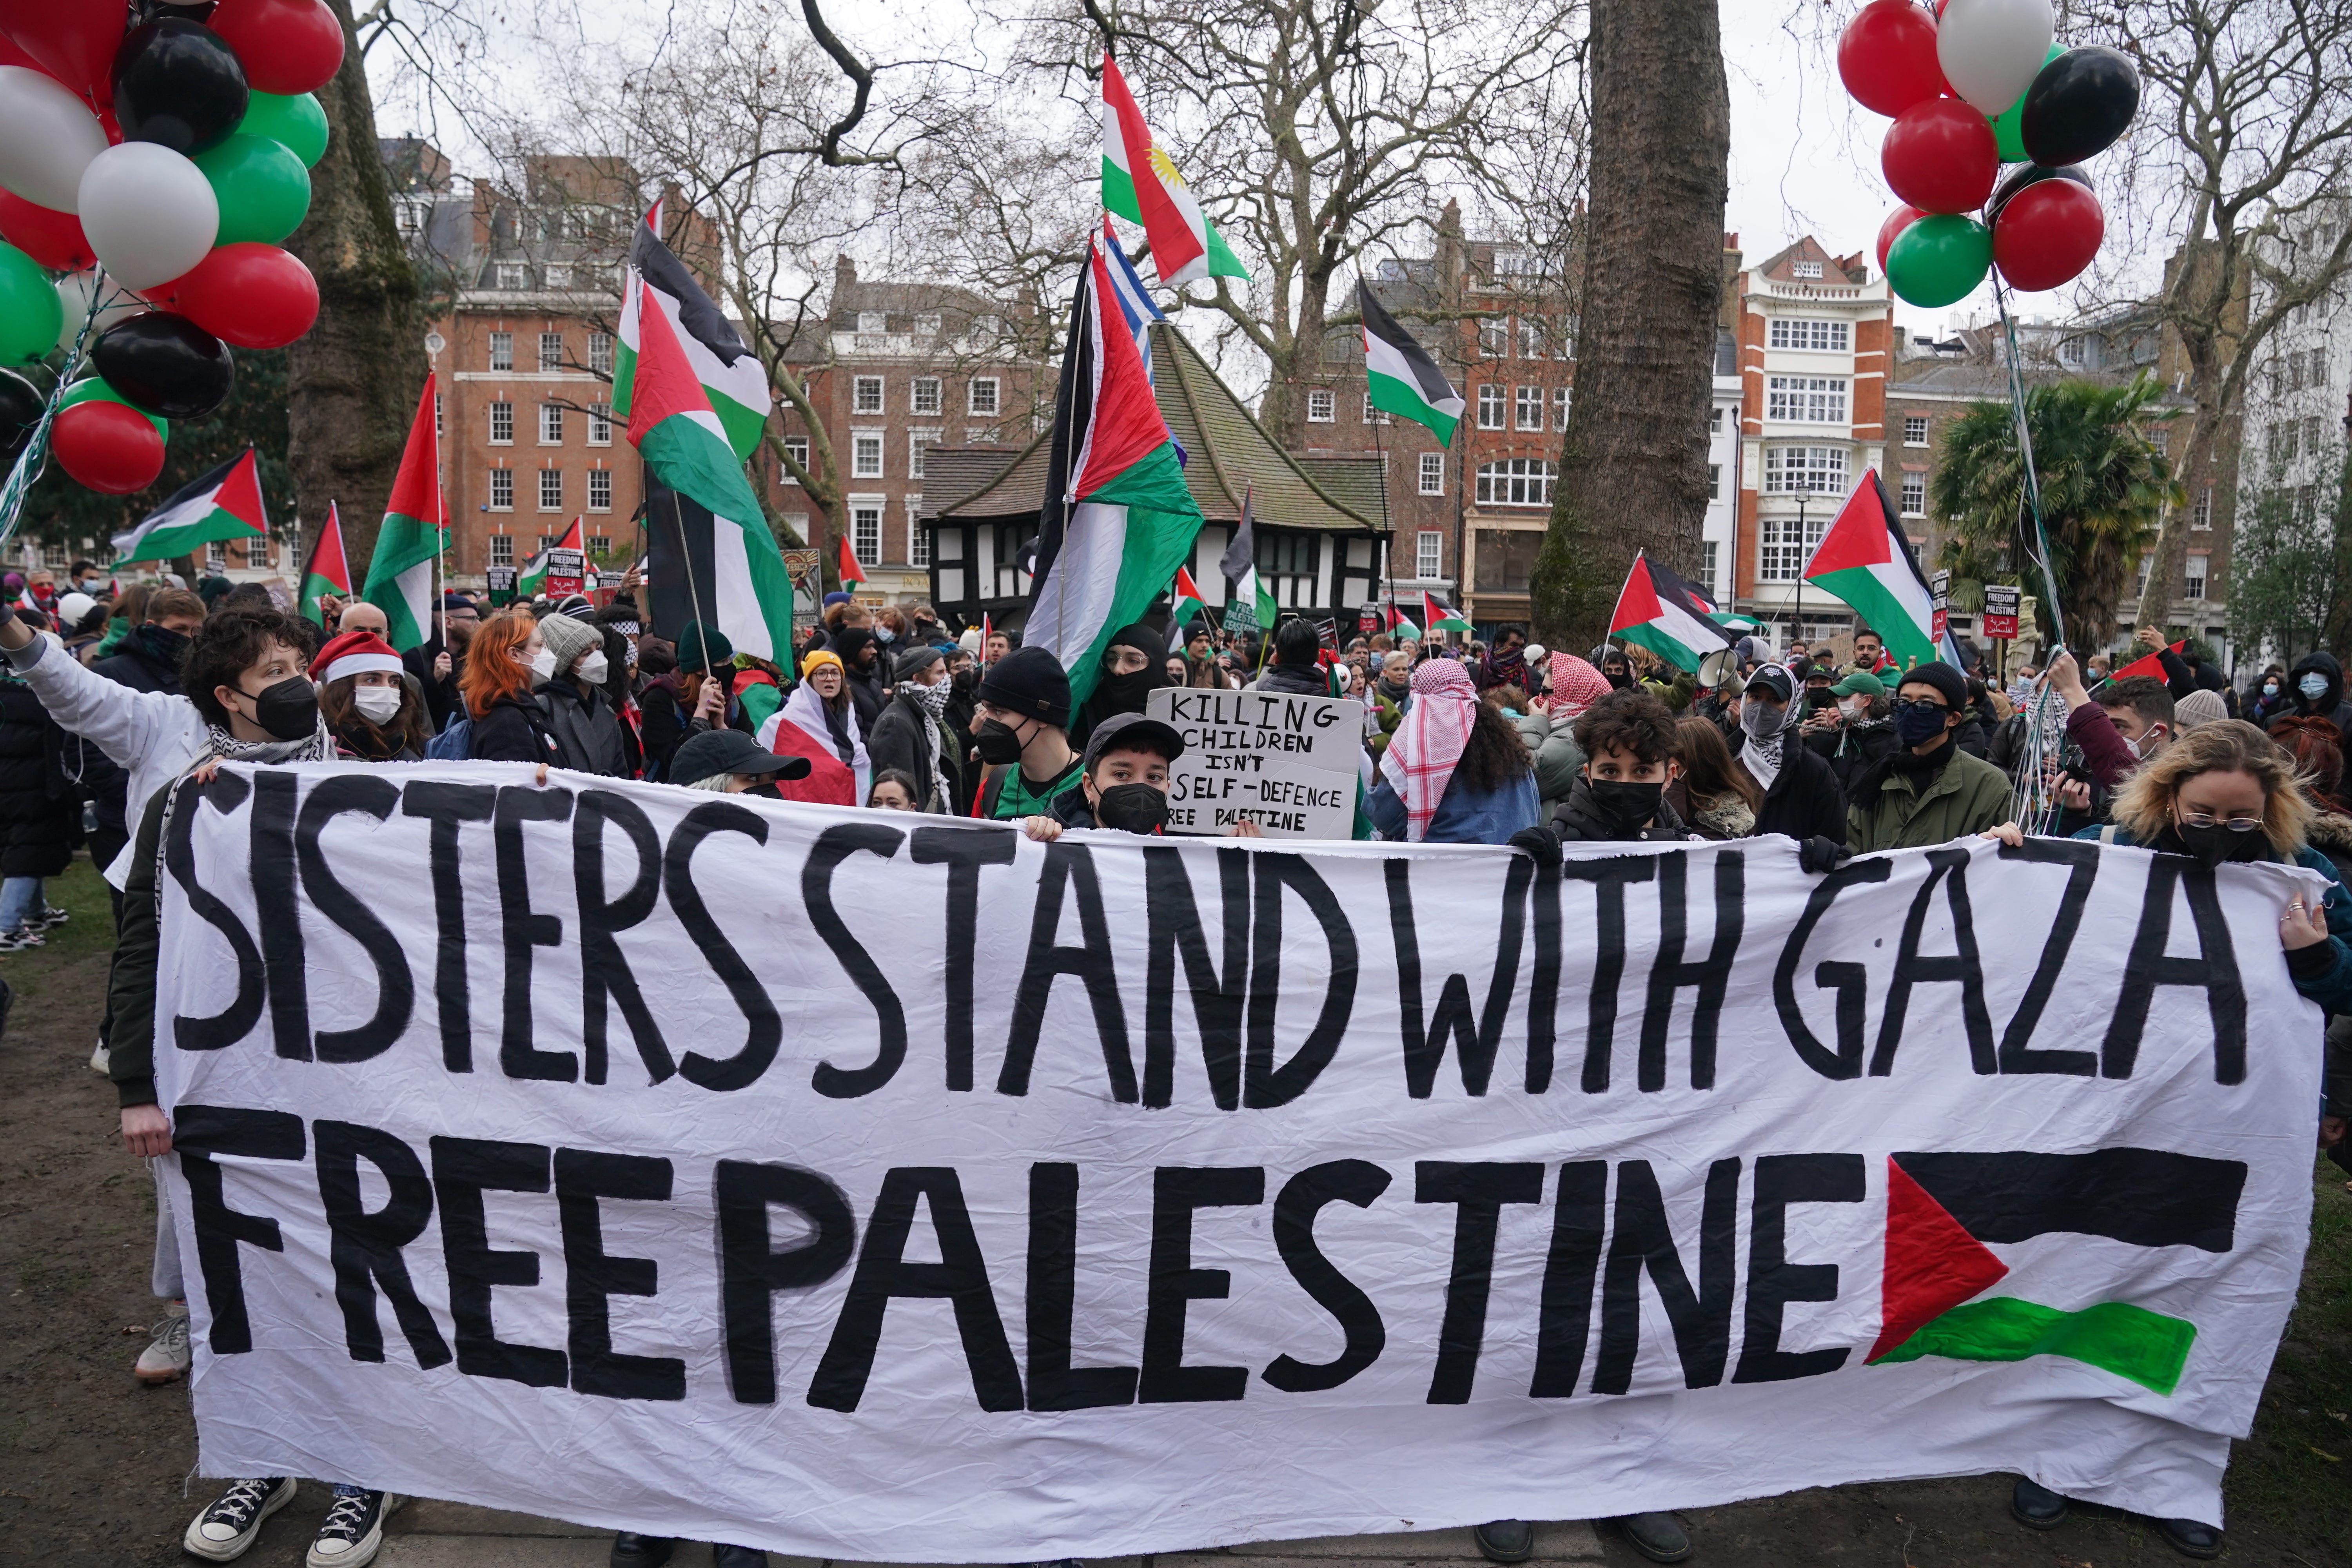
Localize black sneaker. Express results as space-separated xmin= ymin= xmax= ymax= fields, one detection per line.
xmin=183 ymin=1477 xmax=296 ymax=1562
xmin=2156 ymin=1517 xmax=2223 ymax=1559
xmin=611 ymin=1535 xmax=675 ymax=1568
xmin=27 ymin=904 xmax=67 ymax=931
xmin=0 ymin=927 xmax=43 ymax=952
xmin=307 ymin=1488 xmax=397 ymax=1568
xmin=2011 ymin=1477 xmax=2069 ymax=1530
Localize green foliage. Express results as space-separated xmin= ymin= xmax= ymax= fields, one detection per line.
xmin=2228 ymin=437 xmax=2349 ymax=665
xmin=1930 ymin=374 xmax=2182 ymax=652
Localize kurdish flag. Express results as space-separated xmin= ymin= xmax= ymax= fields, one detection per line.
xmin=297 ymin=501 xmax=350 ymax=628
xmin=1101 ymin=53 xmax=1248 ymax=288
xmin=1869 ymin=1149 xmax=2239 ymax=1396
xmin=1170 ymin=564 xmax=1205 ymax=628
xmin=613 ymin=201 xmax=771 ymax=463
xmin=624 ymin=277 xmax=797 ymax=661
xmin=517 ymin=515 xmax=583 ymax=600
xmin=1804 ymin=471 xmax=1938 ymax=666
xmin=1360 ymin=283 xmax=1464 ymax=445
xmin=1608 ymin=550 xmax=1734 ymax=671
xmin=360 ymin=376 xmax=445 ymax=651
xmin=1025 ymin=227 xmax=1208 ymax=708
xmin=111 ymin=448 xmax=267 ymax=563
xmin=1421 ymin=589 xmax=1470 ymax=635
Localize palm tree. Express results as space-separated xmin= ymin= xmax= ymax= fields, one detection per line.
xmin=1931 ymin=375 xmax=2183 ymax=651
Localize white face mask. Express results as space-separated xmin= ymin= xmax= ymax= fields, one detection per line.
xmin=352 ymin=685 xmax=404 ymax=724
xmin=530 ymin=648 xmax=559 ymax=681
xmin=1840 ymin=697 xmax=1867 ymax=720
xmin=577 ymin=651 xmax=610 ymax=685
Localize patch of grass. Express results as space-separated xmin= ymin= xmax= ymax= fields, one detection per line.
xmin=1 ymin=854 xmax=116 ymax=1003
xmin=2226 ymin=1159 xmax=2352 ymax=1553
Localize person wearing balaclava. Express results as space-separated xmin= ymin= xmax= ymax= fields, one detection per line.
xmin=1846 ymin=659 xmax=2011 ymax=853
xmin=1730 ymin=663 xmax=1849 ymax=845
xmin=831 ymin=625 xmax=887 ymax=731
xmin=1072 ymin=621 xmax=1173 ymax=748
xmin=1599 ymin=646 xmax=1634 ymax=691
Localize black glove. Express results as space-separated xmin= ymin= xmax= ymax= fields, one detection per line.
xmin=1798 ymin=834 xmax=1852 ymax=874
xmin=1508 ymin=824 xmax=1561 ymax=869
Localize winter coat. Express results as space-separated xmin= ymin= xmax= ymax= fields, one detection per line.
xmin=1846 ymin=742 xmax=2013 ymax=853
xmin=1740 ymin=741 xmax=1848 ymax=844
xmin=1807 ymin=717 xmax=1899 ymax=795
xmin=1252 ymin=662 xmax=1332 ymax=698
xmin=0 ymin=675 xmax=74 ymax=879
xmin=403 ymin=638 xmax=462 ymax=733
xmin=842 ymin=659 xmax=887 ymax=732
xmin=1367 ymin=685 xmax=1408 ymax=757
xmin=1368 ymin=764 xmax=1539 ymax=846
xmin=637 ymin=676 xmax=688 ymax=782
xmin=539 ymin=680 xmax=631 ymax=778
xmin=1513 ymin=709 xmax=1588 ymax=818
xmin=1553 ymin=774 xmax=1696 ymax=843
xmin=868 ymin=689 xmax=964 ymax=813
xmin=2305 ymin=808 xmax=2352 ymax=888
xmin=471 ymin=691 xmax=563 ymax=767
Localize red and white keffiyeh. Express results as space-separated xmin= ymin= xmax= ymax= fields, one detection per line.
xmin=1378 ymin=659 xmax=1479 ymax=842
xmin=1547 ymin=652 xmax=1611 ymax=719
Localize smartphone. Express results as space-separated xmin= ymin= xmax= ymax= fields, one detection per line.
xmin=1804 ymin=689 xmax=1839 ymax=714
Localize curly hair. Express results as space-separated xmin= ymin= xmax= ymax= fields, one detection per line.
xmin=2110 ymin=719 xmax=2314 ymax=855
xmin=184 ymin=610 xmax=311 ymax=729
xmin=1573 ymin=688 xmax=1681 ymax=765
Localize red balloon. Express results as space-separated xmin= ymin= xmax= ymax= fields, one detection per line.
xmin=1838 ymin=0 xmax=1951 ymax=118
xmin=0 ymin=190 xmax=94 ymax=271
xmin=207 ymin=0 xmax=346 ymax=95
xmin=51 ymin=398 xmax=164 ymax=494
xmin=1881 ymin=98 xmax=1998 ymax=215
xmin=1876 ymin=204 xmax=1927 ymax=272
xmin=148 ymin=243 xmax=319 ymax=349
xmin=0 ymin=2 xmax=125 ymax=105
xmin=1993 ymin=178 xmax=2105 ymax=292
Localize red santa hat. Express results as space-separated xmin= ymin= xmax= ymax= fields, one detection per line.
xmin=314 ymin=630 xmax=405 ymax=687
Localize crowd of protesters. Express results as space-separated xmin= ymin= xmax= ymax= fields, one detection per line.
xmin=0 ymin=562 xmax=2345 ymax=1568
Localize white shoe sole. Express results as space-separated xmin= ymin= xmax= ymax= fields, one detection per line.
xmin=132 ymin=1356 xmax=187 ymax=1385
xmin=307 ymin=1495 xmax=399 ymax=1568
xmin=183 ymin=1479 xmax=297 ymax=1563
xmin=89 ymin=1040 xmax=109 ymax=1074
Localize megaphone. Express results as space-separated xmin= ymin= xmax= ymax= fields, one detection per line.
xmin=1698 ymin=646 xmax=1740 ymax=690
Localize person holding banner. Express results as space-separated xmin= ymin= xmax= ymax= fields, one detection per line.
xmin=760 ymin=650 xmax=869 ymax=807
xmin=1534 ymin=688 xmax=1700 ymax=848
xmin=312 ymin=630 xmax=431 ymax=763
xmin=1367 ymin=660 xmax=1538 ymax=844
xmin=971 ymin=646 xmax=1083 ymax=821
xmin=1020 ymin=710 xmax=1187 ymax=839
xmin=1728 ymin=665 xmax=1847 ymax=845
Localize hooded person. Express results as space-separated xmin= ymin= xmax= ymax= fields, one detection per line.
xmin=831 ymin=625 xmax=887 ymax=731
xmin=2276 ymin=652 xmax=2352 ymax=777
xmin=1515 ymin=651 xmax=1612 ymax=816
xmin=1252 ymin=618 xmax=1336 ymax=697
xmin=866 ymin=644 xmax=963 ymax=812
xmin=313 ymin=629 xmax=431 ymax=762
xmin=1367 ymin=659 xmax=1539 ymax=844
xmin=760 ymin=648 xmax=869 ymax=807
xmin=1847 ymin=658 xmax=2013 ymax=853
xmin=1728 ymin=663 xmax=1848 ymax=845
xmin=1071 ymin=622 xmax=1174 ymax=748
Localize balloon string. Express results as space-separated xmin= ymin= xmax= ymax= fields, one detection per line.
xmin=0 ymin=267 xmax=112 ymax=548
xmin=1993 ymin=272 xmax=2065 ymax=650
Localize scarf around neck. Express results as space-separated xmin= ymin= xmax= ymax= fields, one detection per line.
xmin=1378 ymin=661 xmax=1479 ymax=842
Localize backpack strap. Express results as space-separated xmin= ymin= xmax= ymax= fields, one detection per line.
xmin=2098 ymin=825 xmax=2119 ymax=844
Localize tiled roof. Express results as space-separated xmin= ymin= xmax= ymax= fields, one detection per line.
xmin=919 ymin=444 xmax=1039 ymax=519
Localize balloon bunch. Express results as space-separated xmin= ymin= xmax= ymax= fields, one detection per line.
xmin=1839 ymin=0 xmax=2140 ymax=310
xmin=0 ymin=0 xmax=341 ymax=498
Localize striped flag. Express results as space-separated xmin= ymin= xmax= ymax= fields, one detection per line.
xmin=1803 ymin=471 xmax=1938 ymax=666
xmin=296 ymin=500 xmax=349 ymax=627
xmin=1101 ymin=53 xmax=1249 ymax=288
xmin=1359 ymin=283 xmax=1463 ymax=445
xmin=1170 ymin=564 xmax=1205 ymax=628
xmin=111 ymin=448 xmax=267 ymax=563
xmin=359 ymin=377 xmax=444 ymax=651
xmin=1608 ymin=550 xmax=1734 ymax=672
xmin=1420 ymin=588 xmax=1470 ymax=634
xmin=613 ymin=201 xmax=771 ymax=463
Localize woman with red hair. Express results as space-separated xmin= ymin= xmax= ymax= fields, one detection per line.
xmin=2273 ymin=716 xmax=2352 ymax=882
xmin=458 ymin=612 xmax=560 ymax=766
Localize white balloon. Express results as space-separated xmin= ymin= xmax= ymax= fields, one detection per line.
xmin=0 ymin=65 xmax=111 ymax=212
xmin=1938 ymin=0 xmax=2056 ymax=114
xmin=53 ymin=269 xmax=152 ymax=354
xmin=75 ymin=143 xmax=219 ymax=293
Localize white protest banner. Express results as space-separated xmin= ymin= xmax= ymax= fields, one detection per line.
xmin=148 ymin=763 xmax=2321 ymax=1561
xmin=1150 ymin=684 xmax=1359 ymax=837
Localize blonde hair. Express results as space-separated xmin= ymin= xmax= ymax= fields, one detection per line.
xmin=2109 ymin=719 xmax=2314 ymax=856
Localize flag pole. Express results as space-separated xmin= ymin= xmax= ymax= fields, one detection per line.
xmin=667 ymin=485 xmax=719 ymax=690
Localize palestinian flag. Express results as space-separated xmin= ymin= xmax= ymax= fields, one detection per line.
xmin=1608 ymin=551 xmax=1733 ymax=672
xmin=626 ymin=277 xmax=797 ymax=661
xmin=613 ymin=201 xmax=771 ymax=462
xmin=111 ymin=448 xmax=267 ymax=563
xmin=1387 ymin=603 xmax=1421 ymax=639
xmin=2111 ymin=639 xmax=2185 ymax=684
xmin=360 ymin=376 xmax=445 ymax=651
xmin=1869 ymin=1149 xmax=2242 ymax=1396
xmin=1360 ymin=283 xmax=1464 ymax=445
xmin=1217 ymin=484 xmax=1277 ymax=633
xmin=1421 ymin=589 xmax=1470 ymax=635
xmin=297 ymin=501 xmax=350 ymax=627
xmin=836 ymin=530 xmax=865 ymax=587
xmin=1025 ymin=226 xmax=1208 ymax=708
xmin=1804 ymin=471 xmax=1938 ymax=666
xmin=517 ymin=516 xmax=584 ymax=599
xmin=1101 ymin=52 xmax=1248 ymax=288
xmin=1170 ymin=564 xmax=1205 ymax=628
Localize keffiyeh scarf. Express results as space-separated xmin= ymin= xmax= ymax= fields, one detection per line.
xmin=1378 ymin=660 xmax=1479 ymax=842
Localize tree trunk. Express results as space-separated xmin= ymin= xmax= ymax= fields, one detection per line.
xmin=1529 ymin=0 xmax=1726 ymax=652
xmin=283 ymin=0 xmax=427 ymax=570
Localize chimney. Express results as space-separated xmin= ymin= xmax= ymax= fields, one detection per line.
xmin=834 ymin=254 xmax=858 ymax=298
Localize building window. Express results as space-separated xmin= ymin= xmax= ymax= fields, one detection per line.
xmin=911 ymin=376 xmax=942 ymax=416
xmin=2305 ymin=415 xmax=2326 ymax=454
xmin=1702 ymin=541 xmax=1719 ymax=591
xmin=851 ymin=432 xmax=884 ymax=479
xmin=908 ymin=430 xmax=937 ymax=479
xmin=2184 ymin=552 xmax=2208 ymax=599
xmin=853 ymin=376 xmax=884 ymax=415
xmin=488 ymin=401 xmax=514 ymax=445
xmin=1515 ymin=386 xmax=1544 ymax=431
xmin=587 ymin=469 xmax=612 ymax=512
xmin=539 ymin=403 xmax=563 ymax=444
xmin=1306 ymin=388 xmax=1336 ymax=423
xmin=538 ymin=331 xmax=563 ymax=372
xmin=1762 ymin=445 xmax=1849 ymax=494
xmin=2151 ymin=427 xmax=2169 ymax=456
xmin=1708 ymin=464 xmax=1722 ymax=501
xmin=1757 ymin=511 xmax=1828 ymax=581
xmin=1791 ymin=260 xmax=1824 ymax=279
xmin=1362 ymin=393 xmax=1390 ymax=424
xmin=1553 ymin=386 xmax=1571 ymax=431
xmin=205 ymin=542 xmax=226 ymax=573
xmin=488 ymin=331 xmax=513 ymax=372
xmin=857 ymin=312 xmax=886 ymax=335
xmin=1476 ymin=384 xmax=1504 ymax=430
xmin=1474 ymin=528 xmax=1542 ymax=593
xmin=494 ymin=262 xmax=527 ymax=290
xmin=2059 ymin=336 xmax=2086 ymax=367
xmin=538 ymin=469 xmax=563 ymax=512
xmin=1416 ymin=530 xmax=1443 ymax=579
xmin=1903 ymin=415 xmax=1929 ymax=446
xmin=488 ymin=470 xmax=513 ymax=511
xmin=781 ymin=434 xmax=808 ymax=484
xmin=1768 ymin=318 xmax=1851 ymax=352
xmin=1899 ymin=470 xmax=1927 ymax=516
xmin=1475 ymin=458 xmax=1556 ymax=507
xmin=1518 ymin=319 xmax=1548 ymax=359
xmin=434 ymin=392 xmax=444 ymax=437
xmin=906 ymin=496 xmax=929 ymax=566
xmin=1418 ymin=452 xmax=1445 ymax=495
xmin=915 ymin=312 xmax=942 ymax=337
xmin=968 ymin=377 xmax=1000 ymax=416
xmin=2192 ymin=487 xmax=2212 ymax=530
xmin=1479 ymin=318 xmax=1508 ymax=358
xmin=587 ymin=404 xmax=611 ymax=445
xmin=488 ymin=534 xmax=514 ymax=568
xmin=1766 ymin=376 xmax=1847 ymax=424
xmin=588 ymin=331 xmax=612 ymax=375
xmin=852 ymin=503 xmax=882 ymax=564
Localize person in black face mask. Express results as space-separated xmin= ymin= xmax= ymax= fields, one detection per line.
xmin=1845 ymin=660 xmax=2009 ymax=853
xmin=1071 ymin=621 xmax=1173 ymax=748
xmin=1541 ymin=688 xmax=1698 ymax=845
xmin=971 ymin=645 xmax=1082 ymax=821
xmin=1021 ymin=711 xmax=1191 ymax=840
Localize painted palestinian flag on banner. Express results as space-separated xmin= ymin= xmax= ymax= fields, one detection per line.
xmin=1101 ymin=52 xmax=1248 ymax=287
xmin=1609 ymin=550 xmax=1734 ymax=672
xmin=1170 ymin=564 xmax=1205 ymax=628
xmin=517 ymin=515 xmax=584 ymax=600
xmin=626 ymin=278 xmax=797 ymax=661
xmin=1421 ymin=589 xmax=1470 ymax=635
xmin=111 ymin=448 xmax=267 ymax=563
xmin=359 ymin=377 xmax=444 ymax=651
xmin=297 ymin=501 xmax=350 ymax=627
xmin=613 ymin=201 xmax=771 ymax=462
xmin=1804 ymin=471 xmax=1938 ymax=666
xmin=1026 ymin=227 xmax=1208 ymax=708
xmin=1360 ymin=283 xmax=1464 ymax=445
xmin=1869 ymin=1149 xmax=2243 ymax=1396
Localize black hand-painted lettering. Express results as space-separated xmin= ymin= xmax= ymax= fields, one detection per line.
xmin=295 ymin=775 xmax=413 ymax=1063
xmin=909 ymin=825 xmax=1017 ymax=1092
xmin=1390 ymin=855 xmax=1533 ymax=1098
xmin=802 ymin=823 xmax=908 ymax=1098
xmin=1026 ymin=1163 xmax=1139 ymax=1410
xmin=1415 ymin=1161 xmax=1545 ymax=1403
xmin=1142 ymin=846 xmax=1250 ymax=1110
xmin=665 ymin=800 xmax=784 ymax=1092
xmin=1526 ymin=857 xmax=1562 ymax=1093
xmin=1871 ymin=848 xmax=1995 ymax=1076
xmin=430 ymin=1135 xmax=566 ymax=1387
xmin=1529 ymin=1160 xmax=1608 ymax=1397
xmin=1993 ymin=838 xmax=2100 ymax=1075
xmin=1262 ymin=1160 xmax=1392 ymax=1393
xmin=1140 ymin=1165 xmax=1266 ymax=1403
xmin=1594 ymin=1158 xmax=1740 ymax=1395
xmin=167 ymin=772 xmax=263 ymax=1051
xmin=1641 ymin=851 xmax=1743 ymax=1091
xmin=1773 ymin=859 xmax=1895 ymax=1080
xmin=398 ymin=780 xmax=497 ymax=1072
xmin=1732 ymin=1154 xmax=1862 ymax=1385
xmin=572 ymin=791 xmax=675 ymax=1086
xmin=249 ymin=771 xmax=309 ymax=1060
xmin=173 ymin=1105 xmax=303 ymax=1355
xmin=1561 ymin=857 xmax=1657 ymax=1092
xmin=1245 ymin=854 xmax=1357 ymax=1107
xmin=494 ymin=786 xmax=577 ymax=1082
xmin=314 ymin=1120 xmax=450 ymax=1369
xmin=714 ymin=1161 xmax=856 ymax=1405
xmin=555 ymin=1148 xmax=685 ymax=1401
xmin=2102 ymin=857 xmax=2247 ymax=1083
xmin=1000 ymin=841 xmax=1137 ymax=1102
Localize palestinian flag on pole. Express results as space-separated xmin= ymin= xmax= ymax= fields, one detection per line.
xmin=835 ymin=531 xmax=865 ymax=588
xmin=111 ymin=448 xmax=267 ymax=563
xmin=1804 ymin=471 xmax=1938 ymax=666
xmin=1359 ymin=283 xmax=1464 ymax=445
xmin=626 ymin=277 xmax=797 ymax=661
xmin=296 ymin=500 xmax=350 ymax=627
xmin=359 ymin=377 xmax=443 ymax=651
xmin=1216 ymin=484 xmax=1276 ymax=633
xmin=1869 ymin=1148 xmax=2241 ymax=1397
xmin=1608 ymin=551 xmax=1734 ymax=672
xmin=2112 ymin=639 xmax=2186 ymax=684
xmin=1387 ymin=603 xmax=1421 ymax=639
xmin=613 ymin=200 xmax=771 ymax=462
xmin=1025 ymin=226 xmax=1208 ymax=708
xmin=517 ymin=515 xmax=583 ymax=599
xmin=1420 ymin=589 xmax=1470 ymax=635
xmin=1101 ymin=53 xmax=1249 ymax=288
xmin=1170 ymin=564 xmax=1205 ymax=628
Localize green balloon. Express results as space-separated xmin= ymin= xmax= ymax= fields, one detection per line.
xmin=236 ymin=91 xmax=330 ymax=169
xmin=1989 ymin=44 xmax=2067 ymax=166
xmin=0 ymin=243 xmax=63 ymax=367
xmin=59 ymin=377 xmax=168 ymax=438
xmin=1887 ymin=214 xmax=1993 ymax=309
xmin=194 ymin=133 xmax=313 ymax=247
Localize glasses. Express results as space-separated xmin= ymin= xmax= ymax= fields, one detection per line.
xmin=2178 ymin=812 xmax=2263 ymax=832
xmin=1894 ymin=698 xmax=1949 ymax=715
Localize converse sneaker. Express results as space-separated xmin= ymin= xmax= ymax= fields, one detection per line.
xmin=307 ymin=1487 xmax=398 ymax=1568
xmin=183 ymin=1477 xmax=296 ymax=1562
xmin=133 ymin=1302 xmax=190 ymax=1384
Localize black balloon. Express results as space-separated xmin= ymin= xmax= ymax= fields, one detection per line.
xmin=91 ymin=312 xmax=235 ymax=420
xmin=2020 ymin=46 xmax=2140 ymax=168
xmin=111 ymin=18 xmax=250 ymax=156
xmin=0 ymin=368 xmax=42 ymax=461
xmin=1986 ymin=163 xmax=2093 ymax=227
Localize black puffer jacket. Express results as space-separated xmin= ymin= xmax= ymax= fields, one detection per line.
xmin=0 ymin=675 xmax=75 ymax=879
xmin=470 ymin=691 xmax=563 ymax=766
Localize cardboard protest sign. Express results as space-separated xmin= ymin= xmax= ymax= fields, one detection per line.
xmin=1150 ymin=685 xmax=1360 ymax=838
xmin=148 ymin=766 xmax=2321 ymax=1559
